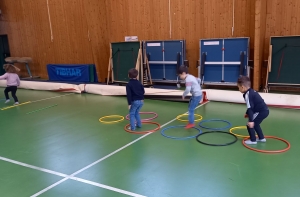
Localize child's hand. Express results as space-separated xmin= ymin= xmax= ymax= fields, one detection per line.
xmin=247 ymin=122 xmax=254 ymax=128
xmin=128 ymin=105 xmax=131 ymax=110
xmin=182 ymin=96 xmax=185 ymax=100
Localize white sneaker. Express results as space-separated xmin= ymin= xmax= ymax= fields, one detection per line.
xmin=5 ymin=99 xmax=10 ymax=103
xmin=14 ymin=102 xmax=19 ymax=105
xmin=127 ymin=124 xmax=137 ymax=130
xmin=245 ymin=140 xmax=257 ymax=145
xmin=257 ymin=138 xmax=266 ymax=142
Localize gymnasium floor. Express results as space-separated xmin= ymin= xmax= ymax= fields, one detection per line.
xmin=0 ymin=88 xmax=299 ymax=197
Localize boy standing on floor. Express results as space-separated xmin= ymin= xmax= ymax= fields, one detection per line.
xmin=126 ymin=68 xmax=145 ymax=131
xmin=0 ymin=64 xmax=20 ymax=105
xmin=237 ymin=76 xmax=269 ymax=145
xmin=178 ymin=65 xmax=203 ymax=129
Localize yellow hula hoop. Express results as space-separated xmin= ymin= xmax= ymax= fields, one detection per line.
xmin=176 ymin=114 xmax=203 ymax=122
xmin=229 ymin=126 xmax=258 ymax=138
xmin=99 ymin=115 xmax=124 ymax=123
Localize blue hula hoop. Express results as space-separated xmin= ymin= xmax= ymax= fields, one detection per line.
xmin=161 ymin=125 xmax=202 ymax=140
xmin=198 ymin=119 xmax=232 ymax=130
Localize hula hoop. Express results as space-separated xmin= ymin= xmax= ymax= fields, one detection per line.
xmin=124 ymin=122 xmax=160 ymax=134
xmin=199 ymin=119 xmax=232 ymax=130
xmin=176 ymin=114 xmax=203 ymax=122
xmin=230 ymin=126 xmax=258 ymax=138
xmin=242 ymin=136 xmax=291 ymax=153
xmin=196 ymin=131 xmax=238 ymax=146
xmin=160 ymin=125 xmax=202 ymax=140
xmin=99 ymin=115 xmax=124 ymax=123
xmin=125 ymin=112 xmax=158 ymax=121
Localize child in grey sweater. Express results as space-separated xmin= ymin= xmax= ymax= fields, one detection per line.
xmin=178 ymin=65 xmax=202 ymax=129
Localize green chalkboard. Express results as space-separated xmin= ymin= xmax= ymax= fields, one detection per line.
xmin=111 ymin=42 xmax=140 ymax=82
xmin=269 ymin=36 xmax=300 ymax=85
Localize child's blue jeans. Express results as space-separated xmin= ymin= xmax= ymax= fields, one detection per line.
xmin=188 ymin=95 xmax=202 ymax=124
xmin=129 ymin=100 xmax=144 ymax=130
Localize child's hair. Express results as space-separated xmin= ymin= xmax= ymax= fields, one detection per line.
xmin=237 ymin=75 xmax=251 ymax=87
xmin=3 ymin=64 xmax=20 ymax=73
xmin=177 ymin=65 xmax=188 ymax=74
xmin=128 ymin=68 xmax=138 ymax=78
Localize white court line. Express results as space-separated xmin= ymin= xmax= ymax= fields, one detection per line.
xmin=31 ymin=101 xmax=210 ymax=196
xmin=30 ymin=116 xmax=182 ymax=197
xmin=31 ymin=178 xmax=69 ymax=197
xmin=31 ymin=177 xmax=146 ymax=197
xmin=0 ymin=156 xmax=67 ymax=177
xmin=0 ymin=156 xmax=146 ymax=197
xmin=71 ymin=177 xmax=147 ymax=197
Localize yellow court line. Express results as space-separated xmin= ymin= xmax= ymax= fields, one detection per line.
xmin=1 ymin=101 xmax=31 ymax=110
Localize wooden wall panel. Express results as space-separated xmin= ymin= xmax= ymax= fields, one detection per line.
xmin=253 ymin=0 xmax=267 ymax=90
xmin=17 ymin=0 xmax=49 ymax=77
xmin=105 ymin=0 xmax=170 ymax=41
xmin=0 ymin=0 xmax=30 ymax=73
xmin=264 ymin=0 xmax=300 ymax=57
xmin=0 ymin=0 xmax=108 ymax=81
xmin=106 ymin=0 xmax=253 ymax=76
xmin=44 ymin=0 xmax=94 ymax=76
xmin=0 ymin=1 xmax=8 ymax=36
xmin=83 ymin=0 xmax=110 ymax=82
xmin=0 ymin=0 xmax=271 ymax=83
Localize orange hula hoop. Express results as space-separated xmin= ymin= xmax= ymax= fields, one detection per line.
xmin=242 ymin=136 xmax=291 ymax=153
xmin=124 ymin=122 xmax=161 ymax=134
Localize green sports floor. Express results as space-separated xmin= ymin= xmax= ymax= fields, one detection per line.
xmin=0 ymin=87 xmax=299 ymax=197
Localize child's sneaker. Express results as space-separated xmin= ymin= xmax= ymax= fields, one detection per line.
xmin=5 ymin=99 xmax=10 ymax=103
xmin=244 ymin=140 xmax=257 ymax=145
xmin=185 ymin=123 xmax=195 ymax=129
xmin=127 ymin=124 xmax=137 ymax=130
xmin=257 ymin=138 xmax=266 ymax=142
xmin=14 ymin=102 xmax=19 ymax=105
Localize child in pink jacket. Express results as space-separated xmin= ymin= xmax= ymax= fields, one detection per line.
xmin=0 ymin=64 xmax=21 ymax=105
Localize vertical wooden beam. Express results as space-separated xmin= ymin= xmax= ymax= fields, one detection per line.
xmin=139 ymin=41 xmax=143 ymax=83
xmin=106 ymin=45 xmax=112 ymax=85
xmin=253 ymin=0 xmax=267 ymax=90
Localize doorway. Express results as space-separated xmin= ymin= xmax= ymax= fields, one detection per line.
xmin=0 ymin=35 xmax=10 ymax=75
